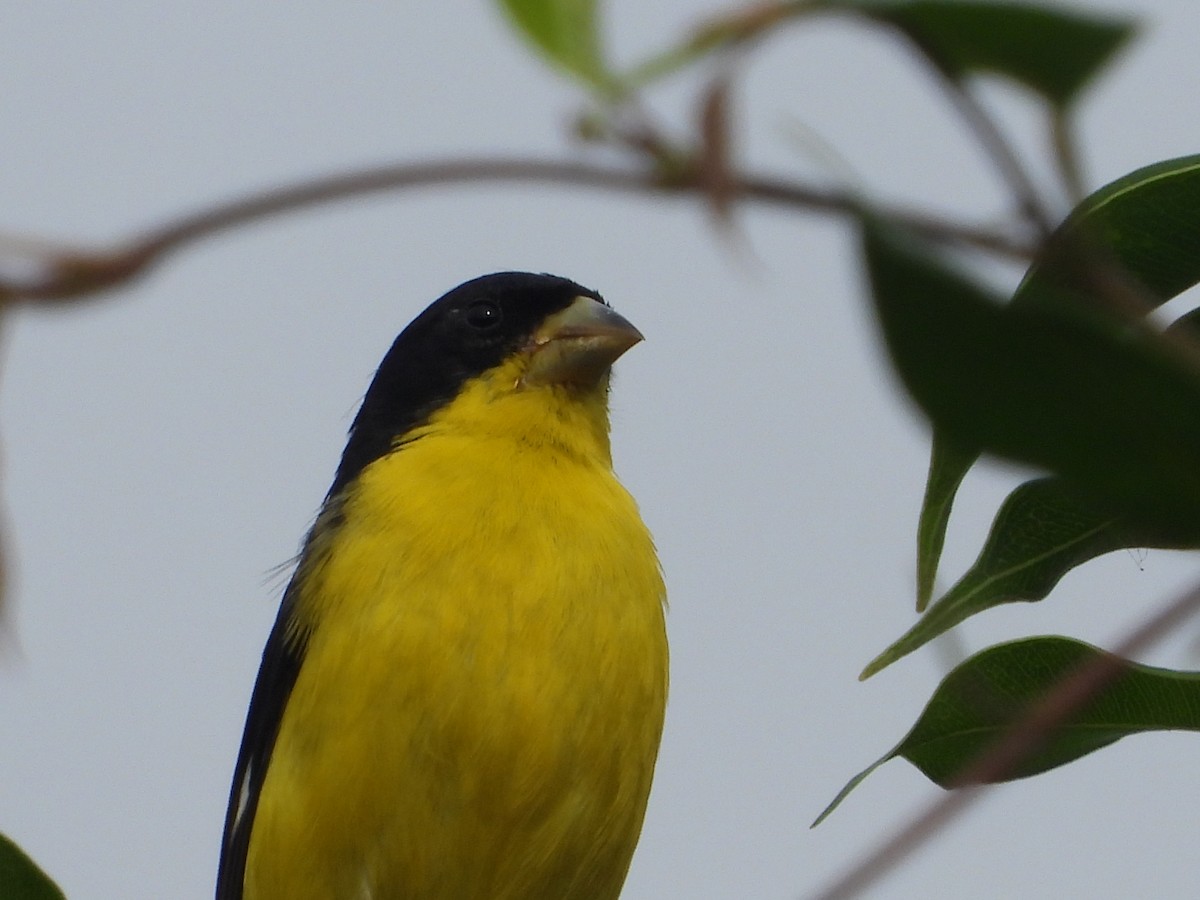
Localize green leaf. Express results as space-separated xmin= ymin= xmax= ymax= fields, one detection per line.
xmin=862 ymin=215 xmax=1200 ymax=554
xmin=864 ymin=477 xmax=1199 ymax=678
xmin=496 ymin=0 xmax=615 ymax=93
xmin=626 ymin=1 xmax=1136 ymax=99
xmin=1017 ymin=154 xmax=1200 ymax=309
xmin=818 ymin=636 xmax=1200 ymax=824
xmin=831 ymin=0 xmax=1136 ymax=107
xmin=874 ymin=157 xmax=1200 ymax=671
xmin=0 ymin=833 xmax=65 ymax=900
xmin=876 ymin=305 xmax=1200 ymax=673
xmin=915 ymin=431 xmax=979 ymax=611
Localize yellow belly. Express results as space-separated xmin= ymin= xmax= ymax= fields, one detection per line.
xmin=244 ymin=425 xmax=667 ymax=900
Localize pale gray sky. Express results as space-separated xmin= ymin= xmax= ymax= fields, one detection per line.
xmin=3 ymin=3 xmax=1200 ymax=898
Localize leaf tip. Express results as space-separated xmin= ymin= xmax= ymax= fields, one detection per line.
xmin=858 ymin=657 xmax=885 ymax=681
xmin=860 ymin=636 xmax=916 ymax=680
xmin=915 ymin=582 xmax=932 ymax=614
xmin=812 ymin=756 xmax=891 ymax=827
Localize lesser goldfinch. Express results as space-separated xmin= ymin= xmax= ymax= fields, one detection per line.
xmin=216 ymin=272 xmax=668 ymax=900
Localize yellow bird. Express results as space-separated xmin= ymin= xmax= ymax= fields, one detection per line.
xmin=217 ymin=272 xmax=668 ymax=900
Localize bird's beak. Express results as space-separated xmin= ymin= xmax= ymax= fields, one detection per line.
xmin=522 ymin=296 xmax=644 ymax=388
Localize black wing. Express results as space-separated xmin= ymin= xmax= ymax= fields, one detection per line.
xmin=215 ymin=579 xmax=307 ymax=900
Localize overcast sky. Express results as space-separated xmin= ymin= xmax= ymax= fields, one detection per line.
xmin=3 ymin=2 xmax=1200 ymax=898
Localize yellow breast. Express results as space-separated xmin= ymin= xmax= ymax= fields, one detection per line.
xmin=245 ymin=368 xmax=667 ymax=900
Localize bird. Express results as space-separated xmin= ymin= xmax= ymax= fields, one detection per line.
xmin=216 ymin=272 xmax=668 ymax=900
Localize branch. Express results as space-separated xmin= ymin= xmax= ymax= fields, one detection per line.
xmin=902 ymin=36 xmax=1057 ymax=238
xmin=1050 ymin=109 xmax=1087 ymax=205
xmin=0 ymin=156 xmax=1033 ymax=305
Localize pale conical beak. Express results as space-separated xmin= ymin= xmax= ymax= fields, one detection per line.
xmin=522 ymin=295 xmax=644 ymax=388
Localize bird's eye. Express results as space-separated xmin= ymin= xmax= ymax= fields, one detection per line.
xmin=465 ymin=300 xmax=503 ymax=331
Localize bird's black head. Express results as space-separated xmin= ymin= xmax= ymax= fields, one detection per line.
xmin=328 ymin=272 xmax=605 ymax=497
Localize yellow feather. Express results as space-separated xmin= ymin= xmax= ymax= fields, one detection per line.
xmin=245 ymin=355 xmax=667 ymax=899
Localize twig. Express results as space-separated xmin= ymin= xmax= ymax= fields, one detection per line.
xmin=904 ymin=37 xmax=1057 ymax=239
xmin=1050 ymin=109 xmax=1087 ymax=205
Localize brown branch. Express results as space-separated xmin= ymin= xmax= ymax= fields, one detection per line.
xmin=0 ymin=156 xmax=1034 ymax=305
xmin=808 ymin=575 xmax=1200 ymax=900
xmin=902 ymin=37 xmax=1057 ymax=239
xmin=1050 ymin=109 xmax=1087 ymax=206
